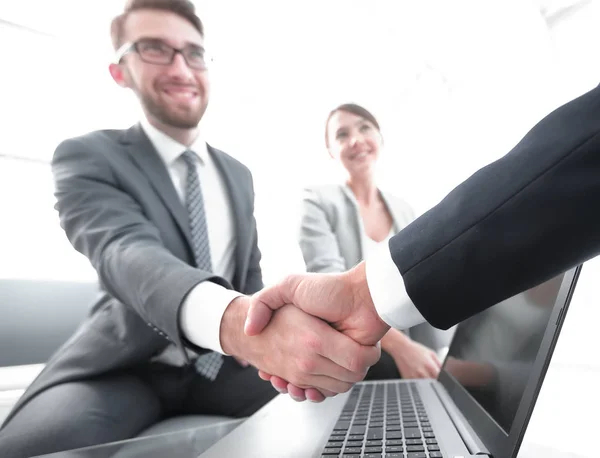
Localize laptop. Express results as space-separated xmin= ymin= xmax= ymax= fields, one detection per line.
xmin=201 ymin=266 xmax=581 ymax=458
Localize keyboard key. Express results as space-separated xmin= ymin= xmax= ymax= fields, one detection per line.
xmin=407 ymin=445 xmax=425 ymax=452
xmin=428 ymin=444 xmax=441 ymax=451
xmin=346 ymin=441 xmax=362 ymax=447
xmin=364 ymin=446 xmax=383 ymax=453
xmin=386 ymin=431 xmax=403 ymax=439
xmin=429 ymin=453 xmax=444 ymax=458
xmin=367 ymin=428 xmax=383 ymax=440
xmin=348 ymin=435 xmax=364 ymax=441
xmin=334 ymin=421 xmax=350 ymax=431
xmin=349 ymin=426 xmax=366 ymax=435
xmin=386 ymin=446 xmax=404 ymax=452
xmin=406 ymin=439 xmax=422 ymax=445
xmin=321 ymin=448 xmax=341 ymax=455
xmin=342 ymin=447 xmax=362 ymax=454
xmin=366 ymin=440 xmax=382 ymax=446
xmin=326 ymin=441 xmax=344 ymax=448
xmin=386 ymin=440 xmax=403 ymax=446
xmin=404 ymin=428 xmax=422 ymax=438
xmin=407 ymin=453 xmax=427 ymax=458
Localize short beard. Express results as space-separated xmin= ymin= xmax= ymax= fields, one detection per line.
xmin=126 ymin=75 xmax=207 ymax=129
xmin=140 ymin=90 xmax=206 ymax=129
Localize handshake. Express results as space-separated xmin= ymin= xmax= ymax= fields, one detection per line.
xmin=220 ymin=262 xmax=392 ymax=403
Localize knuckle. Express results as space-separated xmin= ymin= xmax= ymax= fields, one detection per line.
xmin=296 ymin=356 xmax=316 ymax=374
xmin=369 ymin=347 xmax=382 ymax=364
xmin=348 ymin=353 xmax=368 ymax=373
xmin=346 ymin=356 xmax=361 ymax=373
xmin=353 ymin=365 xmax=370 ymax=382
xmin=358 ymin=346 xmax=379 ymax=368
xmin=303 ymin=334 xmax=322 ymax=353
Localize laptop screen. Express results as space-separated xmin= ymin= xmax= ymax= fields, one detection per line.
xmin=442 ymin=273 xmax=565 ymax=433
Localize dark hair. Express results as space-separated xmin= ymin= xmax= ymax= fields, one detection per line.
xmin=325 ymin=103 xmax=381 ymax=147
xmin=110 ymin=0 xmax=204 ymax=50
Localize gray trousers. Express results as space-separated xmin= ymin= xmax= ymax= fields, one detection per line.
xmin=0 ymin=358 xmax=277 ymax=458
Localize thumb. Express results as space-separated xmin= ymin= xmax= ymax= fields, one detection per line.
xmin=245 ymin=280 xmax=296 ymax=336
xmin=244 ymin=300 xmax=276 ymax=336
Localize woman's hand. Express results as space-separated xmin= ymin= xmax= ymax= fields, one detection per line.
xmin=382 ymin=329 xmax=441 ymax=379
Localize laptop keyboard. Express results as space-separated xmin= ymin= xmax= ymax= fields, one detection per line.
xmin=321 ymin=382 xmax=443 ymax=458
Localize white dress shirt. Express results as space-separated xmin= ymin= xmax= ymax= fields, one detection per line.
xmin=365 ymin=242 xmax=427 ymax=331
xmin=140 ymin=118 xmax=240 ymax=354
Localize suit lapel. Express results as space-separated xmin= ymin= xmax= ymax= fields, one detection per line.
xmin=121 ymin=124 xmax=192 ymax=245
xmin=207 ymin=145 xmax=248 ymax=282
xmin=341 ymin=184 xmax=366 ymax=259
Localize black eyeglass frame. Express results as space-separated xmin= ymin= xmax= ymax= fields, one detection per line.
xmin=113 ymin=38 xmax=213 ymax=70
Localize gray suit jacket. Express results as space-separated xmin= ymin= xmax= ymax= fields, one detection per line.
xmin=298 ymin=184 xmax=451 ymax=350
xmin=299 ymin=184 xmax=414 ymax=273
xmin=3 ymin=124 xmax=262 ymax=425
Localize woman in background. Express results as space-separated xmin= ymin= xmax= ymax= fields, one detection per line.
xmin=299 ymin=103 xmax=442 ymax=380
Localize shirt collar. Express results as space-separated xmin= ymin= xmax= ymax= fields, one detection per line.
xmin=139 ymin=116 xmax=209 ymax=166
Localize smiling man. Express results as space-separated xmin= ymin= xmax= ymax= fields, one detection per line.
xmin=0 ymin=1 xmax=379 ymax=456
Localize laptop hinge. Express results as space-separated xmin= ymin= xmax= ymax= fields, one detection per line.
xmin=432 ymin=382 xmax=492 ymax=457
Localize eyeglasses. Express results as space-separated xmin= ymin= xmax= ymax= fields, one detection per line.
xmin=114 ymin=38 xmax=213 ymax=70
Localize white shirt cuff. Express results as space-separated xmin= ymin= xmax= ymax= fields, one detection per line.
xmin=365 ymin=241 xmax=427 ymax=330
xmin=179 ymin=281 xmax=242 ymax=355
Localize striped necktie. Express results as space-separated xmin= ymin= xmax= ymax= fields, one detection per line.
xmin=181 ymin=150 xmax=224 ymax=381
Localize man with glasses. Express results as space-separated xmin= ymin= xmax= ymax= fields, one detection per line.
xmin=0 ymin=1 xmax=378 ymax=456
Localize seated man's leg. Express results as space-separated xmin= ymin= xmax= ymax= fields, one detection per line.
xmin=0 ymin=373 xmax=161 ymax=458
xmin=185 ymin=357 xmax=278 ymax=418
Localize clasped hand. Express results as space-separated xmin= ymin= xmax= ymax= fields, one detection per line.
xmin=242 ymin=262 xmax=391 ymax=402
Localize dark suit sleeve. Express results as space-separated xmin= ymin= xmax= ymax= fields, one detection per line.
xmin=389 ymin=84 xmax=600 ymax=329
xmin=52 ymin=138 xmax=230 ymax=351
xmin=243 ymin=172 xmax=264 ymax=294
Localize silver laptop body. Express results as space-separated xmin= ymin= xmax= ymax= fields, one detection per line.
xmin=201 ymin=267 xmax=580 ymax=458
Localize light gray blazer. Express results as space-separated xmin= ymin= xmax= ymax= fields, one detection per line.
xmin=298 ymin=184 xmax=451 ymax=350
